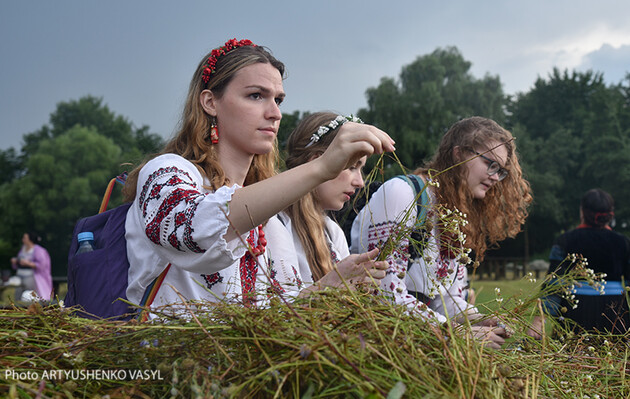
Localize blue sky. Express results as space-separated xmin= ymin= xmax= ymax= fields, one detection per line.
xmin=1 ymin=0 xmax=629 ymax=150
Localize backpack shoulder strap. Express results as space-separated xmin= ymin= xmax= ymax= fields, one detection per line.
xmin=276 ymin=212 xmax=289 ymax=227
xmin=137 ymin=264 xmax=172 ymax=322
xmin=394 ymin=174 xmax=429 ymax=224
xmin=394 ymin=174 xmax=430 ymax=271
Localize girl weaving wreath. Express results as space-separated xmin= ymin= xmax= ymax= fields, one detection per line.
xmin=351 ymin=117 xmax=532 ymax=348
xmin=266 ymin=112 xmax=389 ymax=296
xmin=122 ymin=39 xmax=395 ymax=314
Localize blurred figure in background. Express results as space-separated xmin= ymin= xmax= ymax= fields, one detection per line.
xmin=528 ymin=188 xmax=630 ymax=338
xmin=11 ymin=231 xmax=53 ymax=301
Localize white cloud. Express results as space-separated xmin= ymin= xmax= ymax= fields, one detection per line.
xmin=527 ymin=24 xmax=630 ymax=71
xmin=579 ymin=43 xmax=630 ymax=84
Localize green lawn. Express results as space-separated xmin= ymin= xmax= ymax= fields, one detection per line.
xmin=470 ymin=279 xmax=538 ymax=306
xmin=0 ymin=283 xmax=67 ymax=306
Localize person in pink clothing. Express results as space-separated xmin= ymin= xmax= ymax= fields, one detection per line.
xmin=11 ymin=231 xmax=53 ymax=301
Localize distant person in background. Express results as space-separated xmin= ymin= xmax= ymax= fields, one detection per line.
xmin=10 ymin=231 xmax=53 ymax=301
xmin=528 ymin=189 xmax=630 ymax=338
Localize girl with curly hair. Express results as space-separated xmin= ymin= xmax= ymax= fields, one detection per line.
xmin=351 ymin=116 xmax=532 ymax=348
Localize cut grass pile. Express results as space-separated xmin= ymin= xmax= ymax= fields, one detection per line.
xmin=1 ymin=281 xmax=629 ymax=398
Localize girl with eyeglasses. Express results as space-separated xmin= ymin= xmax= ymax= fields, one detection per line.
xmin=351 ymin=116 xmax=532 ymax=348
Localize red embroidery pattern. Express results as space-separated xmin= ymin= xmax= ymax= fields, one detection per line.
xmin=139 ymin=166 xmax=195 ymax=217
xmin=291 ymin=266 xmax=303 ymax=289
xmin=266 ymin=265 xmax=285 ymax=296
xmin=202 ymin=272 xmax=223 ymax=289
xmin=328 ymin=242 xmax=340 ymax=264
xmin=367 ymin=221 xmax=410 ymax=274
xmin=139 ymin=165 xmax=205 ymax=252
xmin=145 ymin=188 xmax=204 ymax=252
xmin=240 ymin=229 xmax=259 ymax=307
xmin=436 ymin=259 xmax=450 ymax=279
xmin=169 ymin=199 xmax=203 ymax=252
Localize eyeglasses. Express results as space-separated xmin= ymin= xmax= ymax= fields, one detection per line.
xmin=475 ymin=152 xmax=509 ymax=181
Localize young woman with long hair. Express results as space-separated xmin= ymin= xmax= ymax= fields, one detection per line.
xmin=122 ymin=39 xmax=394 ymax=313
xmin=352 ymin=116 xmax=532 ymax=347
xmin=266 ymin=112 xmax=388 ymax=294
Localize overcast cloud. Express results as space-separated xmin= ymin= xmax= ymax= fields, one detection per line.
xmin=1 ymin=0 xmax=629 ymax=150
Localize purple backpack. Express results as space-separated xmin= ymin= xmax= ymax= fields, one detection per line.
xmin=65 ymin=202 xmax=135 ymax=320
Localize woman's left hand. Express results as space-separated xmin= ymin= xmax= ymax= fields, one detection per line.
xmin=318 ymin=247 xmax=388 ymax=289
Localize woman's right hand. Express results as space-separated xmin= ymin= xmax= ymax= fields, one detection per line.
xmin=526 ymin=315 xmax=545 ymax=340
xmin=318 ymin=247 xmax=389 ymax=289
xmin=468 ymin=325 xmax=508 ymax=349
xmin=315 ymin=122 xmax=395 ymax=181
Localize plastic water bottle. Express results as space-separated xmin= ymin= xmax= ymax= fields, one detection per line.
xmin=76 ymin=232 xmax=95 ymax=254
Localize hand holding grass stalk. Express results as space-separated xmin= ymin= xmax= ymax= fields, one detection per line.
xmin=300 ymin=248 xmax=388 ymax=295
xmin=467 ymin=325 xmax=508 ymax=349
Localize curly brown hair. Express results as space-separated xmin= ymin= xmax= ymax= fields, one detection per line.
xmin=414 ymin=116 xmax=532 ymax=260
xmin=123 ymin=43 xmax=285 ymax=201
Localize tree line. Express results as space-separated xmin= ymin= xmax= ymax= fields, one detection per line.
xmin=1 ymin=46 xmax=629 ymax=276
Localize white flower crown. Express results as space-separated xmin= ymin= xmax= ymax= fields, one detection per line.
xmin=305 ymin=114 xmax=363 ymax=148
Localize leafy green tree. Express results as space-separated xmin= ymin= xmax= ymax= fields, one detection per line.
xmin=0 ymin=127 xmax=124 ymax=276
xmin=507 ymin=68 xmax=630 ymax=255
xmin=278 ymin=111 xmax=303 ymax=150
xmin=276 ymin=110 xmax=306 ymax=169
xmin=359 ymin=46 xmax=506 ymax=175
xmin=0 ymin=96 xmax=164 ymax=276
xmin=0 ymin=148 xmax=22 ymax=185
xmin=22 ymin=96 xmax=161 ymax=165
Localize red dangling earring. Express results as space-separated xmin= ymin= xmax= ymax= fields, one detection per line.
xmin=210 ymin=117 xmax=219 ymax=144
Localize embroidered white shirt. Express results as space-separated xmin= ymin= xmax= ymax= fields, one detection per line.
xmin=351 ymin=177 xmax=477 ymax=324
xmin=125 ymin=154 xmax=290 ymax=312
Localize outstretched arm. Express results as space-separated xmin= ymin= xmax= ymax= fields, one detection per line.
xmin=226 ymin=123 xmax=395 ymax=241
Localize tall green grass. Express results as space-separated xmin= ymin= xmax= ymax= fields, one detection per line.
xmin=1 ymin=279 xmax=628 ymax=398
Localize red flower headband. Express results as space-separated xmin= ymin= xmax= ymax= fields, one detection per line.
xmin=201 ymin=38 xmax=256 ymax=84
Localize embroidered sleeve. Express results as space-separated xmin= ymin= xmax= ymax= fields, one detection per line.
xmin=133 ymin=154 xmax=248 ymax=274
xmin=429 ymin=262 xmax=479 ymax=320
xmin=352 ymin=179 xmax=446 ymax=324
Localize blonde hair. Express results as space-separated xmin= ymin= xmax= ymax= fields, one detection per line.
xmin=123 ymin=43 xmax=285 ymax=201
xmin=415 ymin=116 xmax=532 ymax=260
xmin=284 ymin=112 xmax=342 ymax=281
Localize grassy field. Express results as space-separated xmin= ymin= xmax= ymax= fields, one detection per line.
xmin=471 ymin=277 xmax=538 ymax=311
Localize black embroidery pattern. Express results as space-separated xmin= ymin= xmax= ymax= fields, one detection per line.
xmin=139 ymin=166 xmax=195 ymax=217
xmin=202 ymin=272 xmax=223 ymax=290
xmin=291 ymin=266 xmax=303 ymax=289
xmin=140 ymin=166 xmax=207 ymax=253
